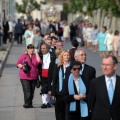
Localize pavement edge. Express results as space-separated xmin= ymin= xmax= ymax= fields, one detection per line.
xmin=0 ymin=42 xmax=13 ymax=76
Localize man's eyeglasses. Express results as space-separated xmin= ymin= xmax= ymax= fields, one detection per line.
xmin=79 ymin=54 xmax=87 ymax=56
xmin=72 ymin=67 xmax=81 ymax=71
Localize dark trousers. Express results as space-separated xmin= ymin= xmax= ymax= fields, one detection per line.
xmin=8 ymin=32 xmax=13 ymax=42
xmin=3 ymin=34 xmax=8 ymax=44
xmin=20 ymin=79 xmax=36 ymax=105
xmin=16 ymin=33 xmax=22 ymax=44
xmin=41 ymin=76 xmax=48 ymax=94
xmin=55 ymin=96 xmax=66 ymax=120
xmin=68 ymin=113 xmax=89 ymax=120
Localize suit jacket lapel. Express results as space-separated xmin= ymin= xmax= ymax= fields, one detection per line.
xmin=101 ymin=76 xmax=111 ymax=107
xmin=112 ymin=75 xmax=120 ymax=105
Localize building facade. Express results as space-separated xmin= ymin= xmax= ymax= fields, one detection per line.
xmin=0 ymin=0 xmax=16 ymax=25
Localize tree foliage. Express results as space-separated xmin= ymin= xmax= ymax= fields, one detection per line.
xmin=63 ymin=0 xmax=85 ymax=14
xmin=63 ymin=0 xmax=120 ymax=17
xmin=16 ymin=0 xmax=40 ymax=15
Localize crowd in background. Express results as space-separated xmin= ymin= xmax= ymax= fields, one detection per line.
xmin=1 ymin=17 xmax=120 ymax=62
xmin=1 ymin=17 xmax=120 ymax=120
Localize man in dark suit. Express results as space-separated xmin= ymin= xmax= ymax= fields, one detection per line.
xmin=89 ymin=55 xmax=120 ymax=120
xmin=2 ymin=17 xmax=9 ymax=44
xmin=75 ymin=49 xmax=96 ymax=120
xmin=70 ymin=22 xmax=77 ymax=41
xmin=15 ymin=19 xmax=23 ymax=44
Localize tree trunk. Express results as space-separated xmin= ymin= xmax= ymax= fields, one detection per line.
xmin=96 ymin=9 xmax=102 ymax=29
xmin=111 ymin=17 xmax=118 ymax=32
xmin=100 ymin=10 xmax=105 ymax=30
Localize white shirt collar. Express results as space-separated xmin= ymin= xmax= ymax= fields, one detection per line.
xmin=105 ymin=74 xmax=116 ymax=90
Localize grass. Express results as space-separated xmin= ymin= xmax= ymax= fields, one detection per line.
xmin=0 ymin=48 xmax=7 ymax=51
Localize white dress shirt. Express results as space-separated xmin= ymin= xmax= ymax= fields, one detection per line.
xmin=42 ymin=52 xmax=50 ymax=69
xmin=105 ymin=74 xmax=116 ymax=91
xmin=74 ymin=78 xmax=80 ymax=94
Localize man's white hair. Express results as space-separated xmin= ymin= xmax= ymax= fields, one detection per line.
xmin=74 ymin=48 xmax=86 ymax=57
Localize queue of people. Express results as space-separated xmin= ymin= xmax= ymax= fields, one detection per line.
xmin=16 ymin=18 xmax=120 ymax=120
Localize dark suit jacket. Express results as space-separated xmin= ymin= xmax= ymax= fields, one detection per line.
xmin=48 ymin=61 xmax=56 ymax=91
xmin=38 ymin=52 xmax=56 ymax=76
xmin=2 ymin=21 xmax=9 ymax=35
xmin=88 ymin=75 xmax=120 ymax=120
xmin=81 ymin=64 xmax=96 ymax=100
xmin=51 ymin=64 xmax=71 ymax=96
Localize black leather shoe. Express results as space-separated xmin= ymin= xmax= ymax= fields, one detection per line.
xmin=41 ymin=104 xmax=47 ymax=108
xmin=47 ymin=103 xmax=52 ymax=108
xmin=23 ymin=104 xmax=33 ymax=108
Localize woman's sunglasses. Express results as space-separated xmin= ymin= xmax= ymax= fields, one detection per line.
xmin=72 ymin=67 xmax=81 ymax=71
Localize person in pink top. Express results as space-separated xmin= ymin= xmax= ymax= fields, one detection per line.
xmin=17 ymin=44 xmax=42 ymax=108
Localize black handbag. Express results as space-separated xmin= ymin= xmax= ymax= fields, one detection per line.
xmin=36 ymin=76 xmax=41 ymax=88
xmin=50 ymin=97 xmax=56 ymax=105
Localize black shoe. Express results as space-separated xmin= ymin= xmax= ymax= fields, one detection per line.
xmin=41 ymin=104 xmax=47 ymax=108
xmin=23 ymin=104 xmax=33 ymax=108
xmin=47 ymin=103 xmax=52 ymax=108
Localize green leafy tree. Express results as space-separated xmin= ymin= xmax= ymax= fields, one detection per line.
xmin=16 ymin=0 xmax=40 ymax=15
xmin=63 ymin=3 xmax=70 ymax=14
xmin=87 ymin=0 xmax=98 ymax=16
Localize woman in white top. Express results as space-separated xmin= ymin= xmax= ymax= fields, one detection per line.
xmin=82 ymin=23 xmax=88 ymax=47
xmin=24 ymin=25 xmax=33 ymax=47
xmin=104 ymin=29 xmax=113 ymax=55
xmin=86 ymin=23 xmax=93 ymax=49
xmin=91 ymin=25 xmax=99 ymax=52
xmin=63 ymin=21 xmax=70 ymax=43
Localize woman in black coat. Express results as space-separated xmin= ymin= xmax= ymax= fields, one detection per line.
xmin=62 ymin=61 xmax=89 ymax=120
xmin=51 ymin=50 xmax=71 ymax=120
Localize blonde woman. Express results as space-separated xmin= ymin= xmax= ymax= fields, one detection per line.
xmin=63 ymin=21 xmax=70 ymax=43
xmin=51 ymin=50 xmax=71 ymax=120
xmin=113 ymin=30 xmax=119 ymax=59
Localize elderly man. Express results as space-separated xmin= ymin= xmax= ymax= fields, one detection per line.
xmin=75 ymin=49 xmax=96 ymax=119
xmin=89 ymin=55 xmax=120 ymax=120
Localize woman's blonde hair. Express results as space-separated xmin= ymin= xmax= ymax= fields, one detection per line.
xmin=55 ymin=48 xmax=64 ymax=57
xmin=58 ymin=50 xmax=70 ymax=67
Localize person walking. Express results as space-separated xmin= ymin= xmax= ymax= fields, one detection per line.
xmin=104 ymin=29 xmax=114 ymax=55
xmin=2 ymin=17 xmax=9 ymax=44
xmin=89 ymin=55 xmax=120 ymax=120
xmin=97 ymin=26 xmax=107 ymax=58
xmin=63 ymin=61 xmax=88 ymax=120
xmin=15 ymin=19 xmax=23 ymax=44
xmin=39 ymin=43 xmax=56 ymax=108
xmin=51 ymin=50 xmax=71 ymax=120
xmin=113 ymin=30 xmax=119 ymax=59
xmin=17 ymin=44 xmax=42 ymax=108
xmin=74 ymin=49 xmax=96 ymax=120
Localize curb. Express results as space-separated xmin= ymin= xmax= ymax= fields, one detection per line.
xmin=0 ymin=42 xmax=13 ymax=76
